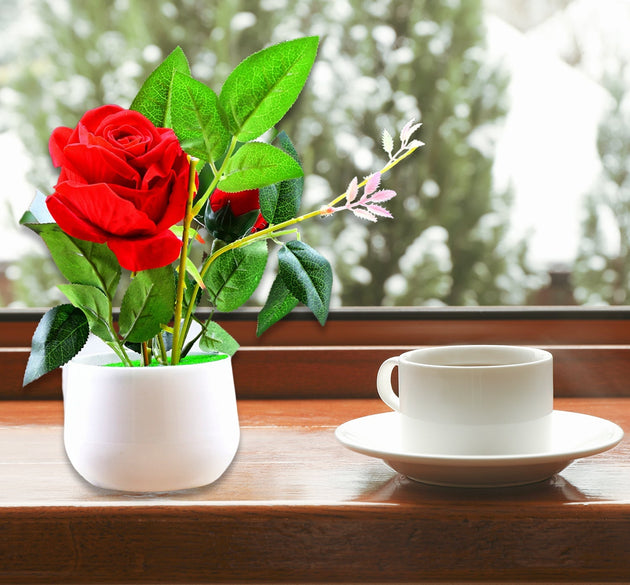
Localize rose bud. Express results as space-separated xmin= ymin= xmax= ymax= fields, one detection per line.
xmin=204 ymin=188 xmax=268 ymax=243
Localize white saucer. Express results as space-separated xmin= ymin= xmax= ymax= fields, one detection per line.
xmin=335 ymin=411 xmax=624 ymax=487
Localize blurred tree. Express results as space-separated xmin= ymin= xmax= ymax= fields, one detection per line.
xmin=3 ymin=0 xmax=534 ymax=306
xmin=260 ymin=0 xmax=536 ymax=305
xmin=573 ymin=67 xmax=630 ymax=305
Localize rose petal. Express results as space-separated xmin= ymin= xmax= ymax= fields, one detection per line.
xmin=156 ymin=173 xmax=190 ymax=230
xmin=104 ymin=121 xmax=153 ymax=157
xmin=46 ymin=191 xmax=109 ymax=243
xmin=95 ymin=108 xmax=159 ymax=140
xmin=210 ymin=188 xmax=260 ymax=216
xmin=63 ymin=143 xmax=140 ymax=187
xmin=49 ymin=127 xmax=73 ymax=168
xmin=112 ymin=168 xmax=188 ymax=229
xmin=52 ymin=181 xmax=156 ymax=237
xmin=107 ymin=230 xmax=183 ymax=271
xmin=77 ymin=105 xmax=125 ymax=134
xmin=140 ymin=138 xmax=182 ymax=188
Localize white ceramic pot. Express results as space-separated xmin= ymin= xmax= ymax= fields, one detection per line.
xmin=62 ymin=352 xmax=240 ymax=492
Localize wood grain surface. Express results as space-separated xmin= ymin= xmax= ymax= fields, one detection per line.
xmin=1 ymin=398 xmax=629 ymax=584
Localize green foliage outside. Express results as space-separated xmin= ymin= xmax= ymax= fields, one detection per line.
xmin=3 ymin=0 xmax=537 ymax=307
xmin=573 ymin=65 xmax=630 ymax=305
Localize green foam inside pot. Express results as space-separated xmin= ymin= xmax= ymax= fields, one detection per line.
xmin=105 ymin=353 xmax=229 ymax=367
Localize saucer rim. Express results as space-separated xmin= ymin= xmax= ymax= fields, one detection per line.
xmin=335 ymin=409 xmax=624 ymax=467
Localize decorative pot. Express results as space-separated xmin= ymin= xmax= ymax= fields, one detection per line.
xmin=62 ymin=352 xmax=240 ymax=492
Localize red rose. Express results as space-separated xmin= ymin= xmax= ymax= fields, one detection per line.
xmin=46 ymin=105 xmax=191 ymax=271
xmin=210 ymin=188 xmax=268 ymax=233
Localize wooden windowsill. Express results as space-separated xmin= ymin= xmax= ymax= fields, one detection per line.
xmin=1 ymin=397 xmax=629 ymax=584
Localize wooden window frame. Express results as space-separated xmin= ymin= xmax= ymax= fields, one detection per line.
xmin=2 ymin=306 xmax=630 ymax=399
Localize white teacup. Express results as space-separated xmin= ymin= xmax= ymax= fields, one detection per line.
xmin=377 ymin=345 xmax=553 ymax=456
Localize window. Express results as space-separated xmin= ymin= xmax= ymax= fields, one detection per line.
xmin=1 ymin=0 xmax=628 ymax=307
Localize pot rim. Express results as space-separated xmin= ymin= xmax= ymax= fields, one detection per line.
xmin=65 ymin=351 xmax=230 ymax=372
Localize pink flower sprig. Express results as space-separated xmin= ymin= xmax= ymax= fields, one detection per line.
xmin=324 ymin=172 xmax=397 ymax=222
xmin=319 ymin=118 xmax=423 ymax=222
xmin=382 ymin=118 xmax=424 ymax=162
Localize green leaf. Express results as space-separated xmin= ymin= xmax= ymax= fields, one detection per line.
xmin=219 ymin=142 xmax=303 ymax=192
xmin=257 ymin=274 xmax=299 ymax=336
xmin=258 ymin=184 xmax=279 ymax=225
xmin=259 ymin=132 xmax=304 ymax=224
xmin=277 ymin=240 xmax=332 ymax=326
xmin=219 ymin=36 xmax=319 ymax=141
xmin=204 ymin=240 xmax=268 ymax=312
xmin=118 ymin=266 xmax=176 ymax=343
xmin=23 ymin=305 xmax=89 ymax=386
xmin=58 ymin=283 xmax=115 ymax=342
xmin=199 ymin=321 xmax=240 ymax=356
xmin=130 ymin=46 xmax=191 ymax=128
xmin=171 ymin=72 xmax=231 ymax=161
xmin=28 ymin=224 xmax=120 ymax=299
xmin=184 ymin=256 xmax=205 ymax=291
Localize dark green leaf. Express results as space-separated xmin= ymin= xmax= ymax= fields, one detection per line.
xmin=219 ymin=36 xmax=319 ymax=141
xmin=204 ymin=240 xmax=268 ymax=312
xmin=118 ymin=266 xmax=176 ymax=343
xmin=130 ymin=46 xmax=191 ymax=128
xmin=58 ymin=283 xmax=115 ymax=342
xmin=258 ymin=184 xmax=279 ymax=225
xmin=199 ymin=320 xmax=240 ymax=356
xmin=171 ymin=72 xmax=231 ymax=161
xmin=256 ymin=274 xmax=299 ymax=336
xmin=23 ymin=304 xmax=89 ymax=386
xmin=219 ymin=142 xmax=303 ymax=192
xmin=259 ymin=132 xmax=304 ymax=224
xmin=277 ymin=240 xmax=332 ymax=326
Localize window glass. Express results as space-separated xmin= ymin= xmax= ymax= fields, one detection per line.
xmin=1 ymin=0 xmax=627 ymax=307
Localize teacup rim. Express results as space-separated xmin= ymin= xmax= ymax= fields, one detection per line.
xmin=399 ymin=344 xmax=552 ymax=369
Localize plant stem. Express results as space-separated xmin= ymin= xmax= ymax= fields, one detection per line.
xmin=106 ymin=307 xmax=133 ymax=366
xmin=191 ymin=137 xmax=239 ymax=217
xmin=171 ymin=157 xmax=199 ymax=366
xmin=156 ymin=333 xmax=168 ymax=364
xmin=107 ymin=340 xmax=134 ymax=367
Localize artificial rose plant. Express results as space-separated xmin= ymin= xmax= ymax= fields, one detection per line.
xmin=21 ymin=37 xmax=422 ymax=383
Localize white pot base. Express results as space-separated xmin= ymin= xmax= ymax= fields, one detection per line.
xmin=63 ymin=353 xmax=240 ymax=493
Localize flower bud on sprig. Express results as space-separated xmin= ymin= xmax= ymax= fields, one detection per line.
xmin=382 ymin=118 xmax=424 ymax=163
xmin=323 ymin=118 xmax=423 ymax=222
xmin=327 ymin=172 xmax=397 ymax=222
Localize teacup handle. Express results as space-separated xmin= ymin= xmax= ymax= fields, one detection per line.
xmin=377 ymin=357 xmax=400 ymax=412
